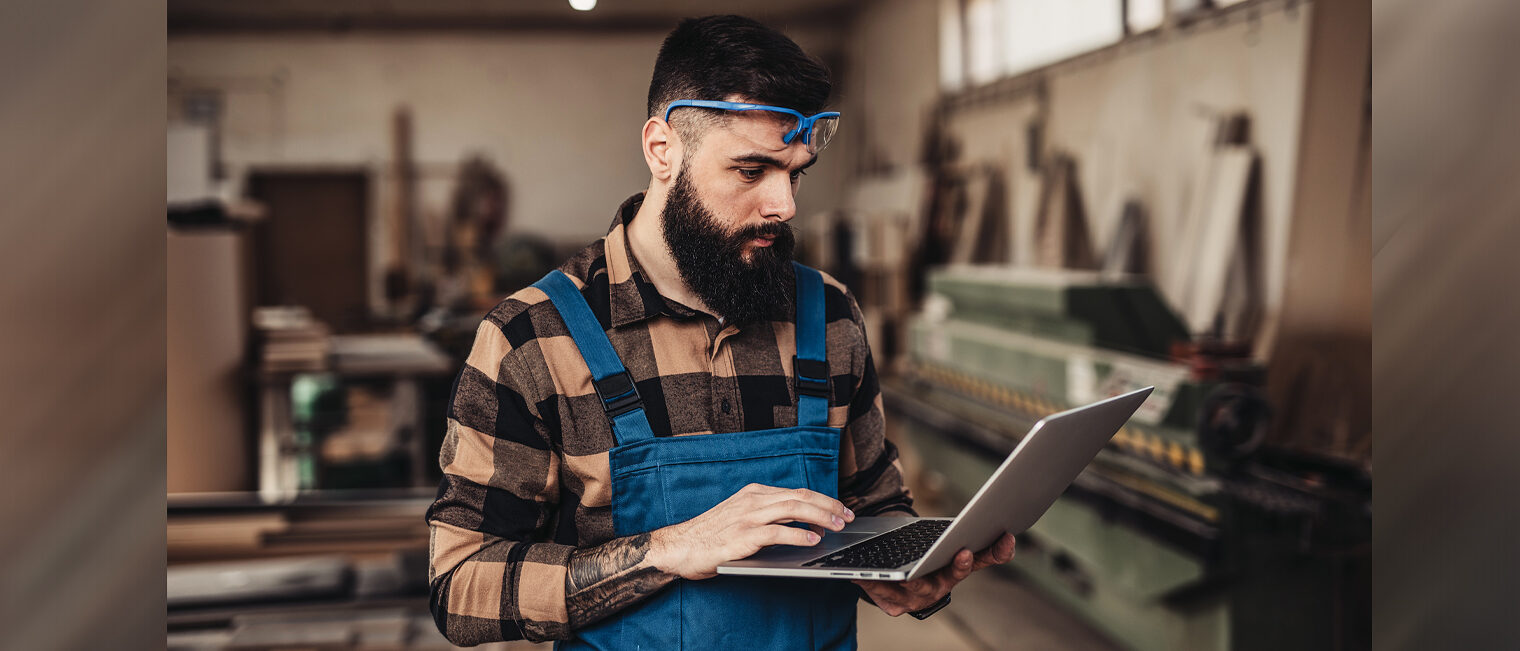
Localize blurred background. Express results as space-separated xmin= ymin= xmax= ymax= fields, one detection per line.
xmin=163 ymin=1 xmax=1370 ymax=649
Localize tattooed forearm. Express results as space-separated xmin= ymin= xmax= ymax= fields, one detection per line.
xmin=565 ymin=533 xmax=676 ymax=629
xmin=567 ymin=565 xmax=666 ymax=628
xmin=569 ymin=532 xmax=651 ymax=591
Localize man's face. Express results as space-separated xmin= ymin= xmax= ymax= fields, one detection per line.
xmin=659 ymin=107 xmax=819 ymax=326
xmin=675 ymin=108 xmax=817 ymax=259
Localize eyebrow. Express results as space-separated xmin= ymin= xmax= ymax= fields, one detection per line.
xmin=731 ymin=153 xmax=819 ymax=172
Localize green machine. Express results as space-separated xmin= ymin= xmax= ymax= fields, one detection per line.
xmin=887 ymin=266 xmax=1370 ymax=651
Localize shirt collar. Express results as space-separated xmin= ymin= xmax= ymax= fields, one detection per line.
xmin=603 ymin=193 xmax=701 ymax=328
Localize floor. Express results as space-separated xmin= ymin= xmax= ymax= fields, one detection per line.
xmin=856 ymin=564 xmax=1122 ymax=651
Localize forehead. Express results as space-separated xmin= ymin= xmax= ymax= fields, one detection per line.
xmin=706 ymin=110 xmax=797 ymax=154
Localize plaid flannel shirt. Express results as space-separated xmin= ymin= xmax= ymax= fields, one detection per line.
xmin=425 ymin=194 xmax=914 ymax=645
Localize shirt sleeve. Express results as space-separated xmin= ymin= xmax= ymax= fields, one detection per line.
xmin=425 ymin=316 xmax=575 ymax=645
xmin=834 ymin=288 xmax=916 ymax=518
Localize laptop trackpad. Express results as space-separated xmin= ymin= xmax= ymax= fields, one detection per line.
xmin=743 ymin=532 xmax=880 ymax=563
xmin=819 ymin=531 xmax=884 ymax=546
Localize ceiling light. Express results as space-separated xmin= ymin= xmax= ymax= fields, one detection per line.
xmin=569 ymin=0 xmax=596 ymax=10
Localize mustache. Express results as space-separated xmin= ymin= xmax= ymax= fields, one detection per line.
xmin=730 ymin=221 xmax=795 ymax=243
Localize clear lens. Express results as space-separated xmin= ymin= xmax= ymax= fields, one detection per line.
xmin=807 ymin=116 xmax=839 ymax=153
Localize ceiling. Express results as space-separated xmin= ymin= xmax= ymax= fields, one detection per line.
xmin=169 ymin=0 xmax=867 ymax=34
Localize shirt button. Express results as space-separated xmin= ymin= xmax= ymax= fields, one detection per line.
xmin=721 ymin=399 xmax=732 ymax=414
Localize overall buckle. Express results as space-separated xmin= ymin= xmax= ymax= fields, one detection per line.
xmin=793 ymin=356 xmax=830 ymax=399
xmin=594 ymin=371 xmax=643 ymax=418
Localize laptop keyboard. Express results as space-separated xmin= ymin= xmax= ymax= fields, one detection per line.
xmin=803 ymin=520 xmax=952 ymax=569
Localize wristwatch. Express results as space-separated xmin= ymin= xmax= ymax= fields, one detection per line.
xmin=909 ymin=593 xmax=951 ymax=620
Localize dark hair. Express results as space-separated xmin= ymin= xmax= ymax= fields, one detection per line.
xmin=648 ymin=15 xmax=831 ymax=147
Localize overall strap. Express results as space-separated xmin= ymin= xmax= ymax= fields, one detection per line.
xmin=792 ymin=262 xmax=830 ymax=428
xmin=532 ymin=270 xmax=656 ymax=444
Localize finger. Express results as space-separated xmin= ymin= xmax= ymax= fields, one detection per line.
xmin=752 ymin=523 xmax=820 ymax=548
xmin=737 ymin=483 xmax=790 ymax=497
xmin=971 ymin=543 xmax=999 ymax=568
xmin=761 ymin=488 xmax=853 ymax=522
xmin=949 ymin=549 xmax=975 ymax=580
xmin=996 ymin=533 xmax=1017 ymax=562
xmin=751 ymin=499 xmax=848 ymax=531
xmin=751 ymin=499 xmax=842 ymax=529
xmin=973 ymin=533 xmax=1016 ymax=568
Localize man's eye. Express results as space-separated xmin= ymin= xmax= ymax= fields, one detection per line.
xmin=790 ymin=169 xmax=808 ymax=182
xmin=738 ymin=168 xmax=763 ymax=181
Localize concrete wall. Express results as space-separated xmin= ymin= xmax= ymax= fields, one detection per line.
xmin=169 ymin=27 xmax=850 ymax=310
xmin=171 ymin=33 xmax=659 ymax=241
xmin=836 ymin=0 xmax=943 ymax=176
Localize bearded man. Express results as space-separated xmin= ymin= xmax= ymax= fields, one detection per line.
xmin=426 ymin=15 xmax=1013 ymax=649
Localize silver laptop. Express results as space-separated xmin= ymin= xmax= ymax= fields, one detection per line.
xmin=717 ymin=386 xmax=1153 ymax=581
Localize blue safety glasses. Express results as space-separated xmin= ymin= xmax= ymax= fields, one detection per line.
xmin=664 ymin=99 xmax=841 ymax=154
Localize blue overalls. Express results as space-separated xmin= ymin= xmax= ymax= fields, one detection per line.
xmin=533 ymin=262 xmax=857 ymax=651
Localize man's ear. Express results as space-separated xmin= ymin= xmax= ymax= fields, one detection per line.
xmin=642 ymin=117 xmax=679 ymax=183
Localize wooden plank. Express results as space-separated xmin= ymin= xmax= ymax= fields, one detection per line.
xmin=1180 ymin=147 xmax=1256 ymax=335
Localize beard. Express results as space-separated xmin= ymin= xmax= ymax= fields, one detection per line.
xmin=660 ymin=168 xmax=796 ymax=327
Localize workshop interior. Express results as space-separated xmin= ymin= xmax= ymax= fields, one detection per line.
xmin=166 ymin=0 xmax=1371 ymax=649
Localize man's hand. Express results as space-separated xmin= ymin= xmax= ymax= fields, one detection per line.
xmin=649 ymin=483 xmax=855 ymax=580
xmin=853 ymin=532 xmax=1016 ymax=616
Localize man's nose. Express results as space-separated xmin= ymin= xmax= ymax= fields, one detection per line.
xmin=760 ymin=172 xmax=797 ymax=222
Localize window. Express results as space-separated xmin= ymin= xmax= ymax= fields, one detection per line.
xmin=1127 ymin=0 xmax=1165 ymax=34
xmin=998 ymin=0 xmax=1124 ymax=76
xmin=944 ymin=0 xmax=1266 ymax=89
xmin=943 ymin=0 xmax=1125 ymax=90
xmin=939 ymin=0 xmax=966 ymax=90
xmin=966 ymin=0 xmax=1003 ymax=85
